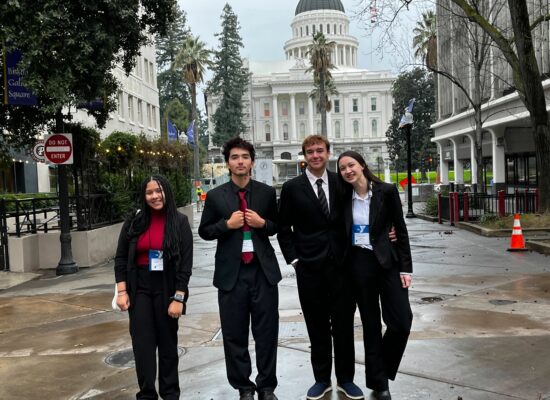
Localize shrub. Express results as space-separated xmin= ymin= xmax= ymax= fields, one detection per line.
xmin=424 ymin=195 xmax=439 ymax=216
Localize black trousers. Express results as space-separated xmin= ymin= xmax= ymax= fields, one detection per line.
xmin=296 ymin=256 xmax=356 ymax=384
xmin=218 ymin=258 xmax=279 ymax=392
xmin=129 ymin=268 xmax=180 ymax=400
xmin=350 ymin=246 xmax=413 ymax=391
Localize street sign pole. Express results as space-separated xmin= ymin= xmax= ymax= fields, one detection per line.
xmin=50 ymin=112 xmax=77 ymax=275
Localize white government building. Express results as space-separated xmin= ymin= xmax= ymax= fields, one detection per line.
xmin=206 ymin=0 xmax=394 ymax=185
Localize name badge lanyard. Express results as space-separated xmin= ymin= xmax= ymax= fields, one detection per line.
xmin=148 ymin=229 xmax=164 ymax=271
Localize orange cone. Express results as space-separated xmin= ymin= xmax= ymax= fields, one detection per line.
xmin=507 ymin=214 xmax=528 ymax=252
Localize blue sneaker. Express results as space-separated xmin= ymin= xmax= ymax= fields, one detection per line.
xmin=336 ymin=382 xmax=364 ymax=399
xmin=306 ymin=381 xmax=332 ymax=399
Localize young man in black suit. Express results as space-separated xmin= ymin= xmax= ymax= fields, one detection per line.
xmin=277 ymin=135 xmax=364 ymax=400
xmin=199 ymin=137 xmax=281 ymax=400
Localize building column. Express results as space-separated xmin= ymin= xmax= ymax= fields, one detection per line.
xmin=450 ymin=138 xmax=464 ymax=184
xmin=290 ymin=93 xmax=297 ymax=142
xmin=466 ymin=134 xmax=478 ymax=186
xmin=343 ymin=94 xmax=350 ymax=138
xmin=326 ymin=109 xmax=332 ymax=139
xmin=489 ymin=128 xmax=506 ymax=186
xmin=308 ymin=96 xmax=314 ymax=135
xmin=362 ymin=94 xmax=369 ymax=137
xmin=436 ymin=142 xmax=449 ymax=184
xmin=272 ymin=94 xmax=279 ymax=142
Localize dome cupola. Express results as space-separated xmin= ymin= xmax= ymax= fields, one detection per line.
xmin=295 ymin=0 xmax=345 ymax=16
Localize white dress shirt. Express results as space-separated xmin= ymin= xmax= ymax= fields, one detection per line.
xmin=305 ymin=168 xmax=330 ymax=210
xmin=352 ymin=189 xmax=373 ymax=250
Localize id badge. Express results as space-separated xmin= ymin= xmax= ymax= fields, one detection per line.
xmin=149 ymin=250 xmax=164 ymax=271
xmin=352 ymin=224 xmax=370 ymax=246
xmin=242 ymin=231 xmax=254 ymax=252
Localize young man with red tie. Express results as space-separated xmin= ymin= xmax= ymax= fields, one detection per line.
xmin=199 ymin=137 xmax=281 ymax=400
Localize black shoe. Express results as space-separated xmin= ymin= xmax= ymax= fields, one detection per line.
xmin=258 ymin=390 xmax=278 ymax=400
xmin=370 ymin=390 xmax=391 ymax=400
xmin=239 ymin=389 xmax=255 ymax=400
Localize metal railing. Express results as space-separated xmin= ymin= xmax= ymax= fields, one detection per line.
xmin=438 ymin=189 xmax=540 ymax=225
xmin=0 ymin=193 xmax=125 ymax=238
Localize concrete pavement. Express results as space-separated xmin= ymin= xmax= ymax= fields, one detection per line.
xmin=1 ymin=208 xmax=550 ymax=400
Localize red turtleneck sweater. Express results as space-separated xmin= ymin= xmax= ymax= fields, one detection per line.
xmin=136 ymin=210 xmax=166 ymax=266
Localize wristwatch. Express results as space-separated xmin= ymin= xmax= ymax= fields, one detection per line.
xmin=170 ymin=293 xmax=186 ymax=303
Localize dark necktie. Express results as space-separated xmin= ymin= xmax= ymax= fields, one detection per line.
xmin=238 ymin=190 xmax=254 ymax=264
xmin=315 ymin=178 xmax=329 ymax=218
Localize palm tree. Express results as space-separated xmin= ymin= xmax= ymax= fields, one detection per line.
xmin=413 ymin=11 xmax=437 ymax=70
xmin=306 ymin=32 xmax=336 ymax=137
xmin=173 ymin=36 xmax=212 ymax=181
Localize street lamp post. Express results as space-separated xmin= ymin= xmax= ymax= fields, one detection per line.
xmin=394 ymin=154 xmax=399 ymax=187
xmin=399 ymin=98 xmax=416 ymax=219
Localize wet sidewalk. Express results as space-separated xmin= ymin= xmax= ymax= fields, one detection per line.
xmin=1 ymin=210 xmax=550 ymax=400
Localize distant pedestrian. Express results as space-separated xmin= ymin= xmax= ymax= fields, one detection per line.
xmin=114 ymin=174 xmax=193 ymax=400
xmin=196 ymin=186 xmax=204 ymax=212
xmin=199 ymin=137 xmax=281 ymax=400
xmin=337 ymin=151 xmax=413 ymax=400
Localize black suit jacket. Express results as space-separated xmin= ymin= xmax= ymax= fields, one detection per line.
xmin=277 ymin=170 xmax=347 ymax=264
xmin=114 ymin=212 xmax=193 ymax=309
xmin=344 ymin=182 xmax=413 ymax=273
xmin=198 ymin=180 xmax=281 ymax=291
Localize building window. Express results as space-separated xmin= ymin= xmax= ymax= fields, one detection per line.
xmin=335 ymin=121 xmax=341 ymax=138
xmin=282 ymin=101 xmax=288 ymax=116
xmin=144 ymin=60 xmax=149 ymax=84
xmin=327 ymin=24 xmax=330 ymax=34
xmin=117 ymin=91 xmax=124 ymax=117
xmin=352 ymin=98 xmax=359 ymax=112
xmin=334 ymin=24 xmax=337 ymax=34
xmin=300 ymin=27 xmax=303 ymax=37
xmin=127 ymin=95 xmax=134 ymax=121
xmin=147 ymin=104 xmax=152 ymax=127
xmin=371 ymin=119 xmax=378 ymax=136
xmin=300 ymin=122 xmax=305 ymax=138
xmin=306 ymin=26 xmax=309 ymax=35
xmin=334 ymin=99 xmax=340 ymax=113
xmin=340 ymin=25 xmax=342 ymax=34
xmin=135 ymin=56 xmax=142 ymax=77
xmin=371 ymin=97 xmax=377 ymax=111
xmin=264 ymin=102 xmax=270 ymax=117
xmin=353 ymin=120 xmax=359 ymax=137
xmin=299 ymin=101 xmax=305 ymax=115
xmin=312 ymin=25 xmax=316 ymax=34
xmin=320 ymin=24 xmax=323 ymax=33
xmin=149 ymin=61 xmax=155 ymax=85
xmin=137 ymin=99 xmax=143 ymax=124
xmin=283 ymin=123 xmax=289 ymax=140
xmin=151 ymin=106 xmax=157 ymax=129
xmin=317 ymin=122 xmax=321 ymax=134
xmin=265 ymin=124 xmax=271 ymax=142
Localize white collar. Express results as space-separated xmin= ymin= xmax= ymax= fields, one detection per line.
xmin=305 ymin=168 xmax=328 ymax=185
xmin=352 ymin=189 xmax=372 ymax=201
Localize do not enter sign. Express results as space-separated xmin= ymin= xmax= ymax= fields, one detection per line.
xmin=44 ymin=133 xmax=73 ymax=165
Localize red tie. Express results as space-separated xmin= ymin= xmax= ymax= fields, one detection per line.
xmin=238 ymin=190 xmax=254 ymax=264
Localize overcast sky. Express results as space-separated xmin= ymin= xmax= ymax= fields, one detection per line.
xmin=177 ymin=0 xmax=428 ymax=108
xmin=179 ymin=0 xmax=428 ymax=68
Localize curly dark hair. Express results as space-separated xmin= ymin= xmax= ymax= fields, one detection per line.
xmin=127 ymin=175 xmax=181 ymax=262
xmin=222 ymin=136 xmax=255 ymax=162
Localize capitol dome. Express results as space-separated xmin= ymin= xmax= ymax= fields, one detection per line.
xmin=295 ymin=0 xmax=345 ymax=16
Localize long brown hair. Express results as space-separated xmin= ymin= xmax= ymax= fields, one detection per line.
xmin=337 ymin=150 xmax=384 ymax=189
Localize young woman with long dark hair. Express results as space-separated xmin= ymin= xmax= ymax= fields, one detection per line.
xmin=337 ymin=151 xmax=413 ymax=400
xmin=114 ymin=175 xmax=193 ymax=400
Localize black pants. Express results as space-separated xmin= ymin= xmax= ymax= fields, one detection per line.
xmin=129 ymin=268 xmax=180 ymax=400
xmin=350 ymin=246 xmax=412 ymax=391
xmin=296 ymin=256 xmax=356 ymax=384
xmin=218 ymin=259 xmax=279 ymax=393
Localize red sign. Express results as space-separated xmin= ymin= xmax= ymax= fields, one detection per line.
xmin=399 ymin=175 xmax=417 ymax=190
xmin=44 ymin=134 xmax=73 ymax=165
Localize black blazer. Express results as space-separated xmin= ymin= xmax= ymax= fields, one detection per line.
xmin=198 ymin=180 xmax=281 ymax=291
xmin=277 ymin=170 xmax=347 ymax=265
xmin=343 ymin=182 xmax=413 ymax=273
xmin=114 ymin=212 xmax=193 ymax=309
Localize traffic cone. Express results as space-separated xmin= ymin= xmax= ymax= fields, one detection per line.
xmin=507 ymin=214 xmax=528 ymax=252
